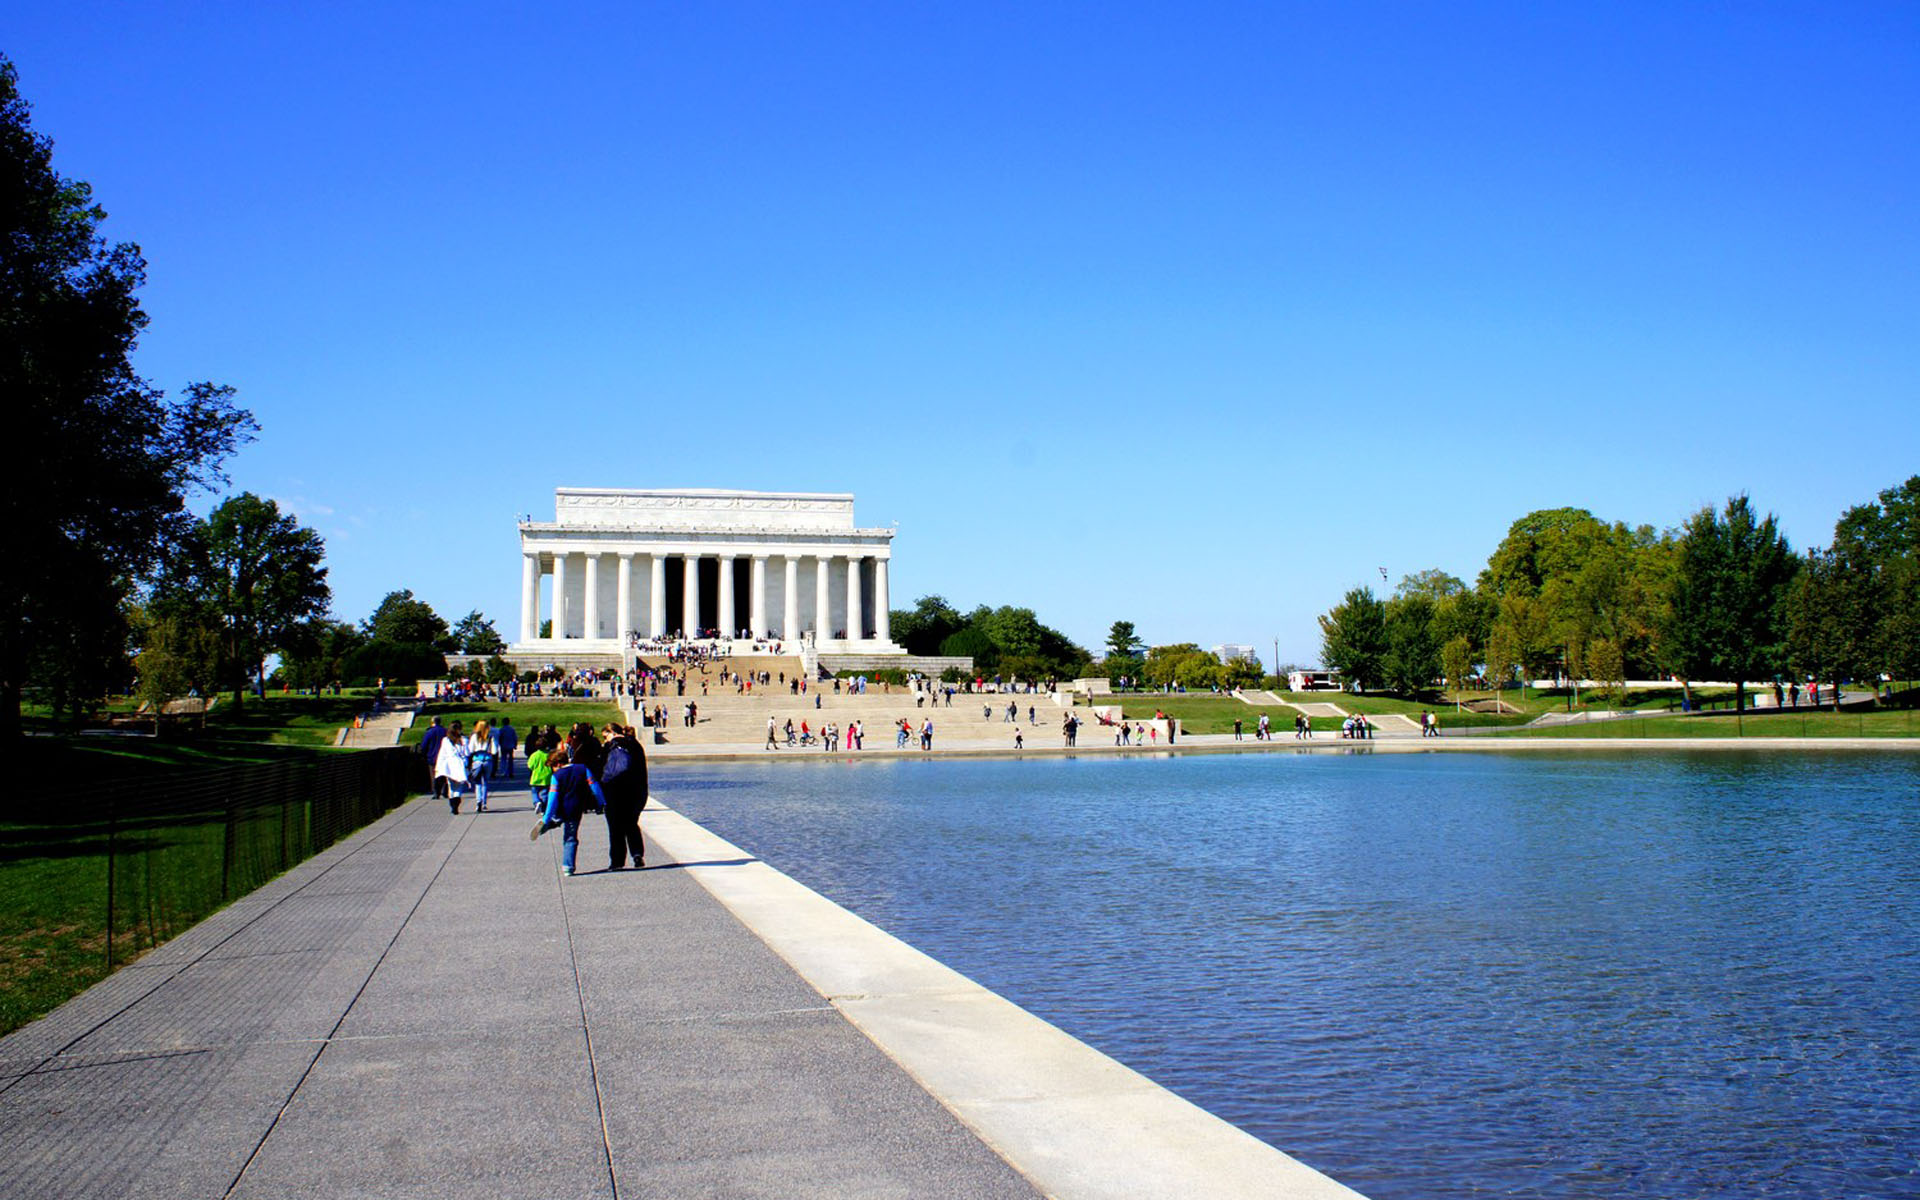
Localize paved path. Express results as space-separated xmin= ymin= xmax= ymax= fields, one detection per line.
xmin=0 ymin=775 xmax=1041 ymax=1199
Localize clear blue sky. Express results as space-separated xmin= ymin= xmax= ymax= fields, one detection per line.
xmin=12 ymin=2 xmax=1917 ymax=666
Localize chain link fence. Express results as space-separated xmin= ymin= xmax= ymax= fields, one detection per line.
xmin=99 ymin=746 xmax=425 ymax=969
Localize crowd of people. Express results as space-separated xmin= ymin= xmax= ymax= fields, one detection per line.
xmin=417 ymin=715 xmax=648 ymax=876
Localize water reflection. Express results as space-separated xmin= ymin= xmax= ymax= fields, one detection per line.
xmin=658 ymin=751 xmax=1920 ymax=1200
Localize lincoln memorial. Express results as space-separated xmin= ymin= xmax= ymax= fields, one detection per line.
xmin=510 ymin=487 xmax=905 ymax=658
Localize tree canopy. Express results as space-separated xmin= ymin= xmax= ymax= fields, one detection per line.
xmin=1666 ymin=496 xmax=1798 ymax=710
xmin=363 ymin=590 xmax=454 ymax=650
xmin=453 ymin=610 xmax=506 ymax=655
xmin=1318 ymin=587 xmax=1387 ymax=691
xmin=1 ymin=56 xmax=254 ymax=734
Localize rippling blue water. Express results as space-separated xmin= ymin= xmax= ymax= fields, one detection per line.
xmin=655 ymin=750 xmax=1920 ymax=1199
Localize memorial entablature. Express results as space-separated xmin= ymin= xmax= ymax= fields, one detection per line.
xmin=511 ymin=487 xmax=904 ymax=659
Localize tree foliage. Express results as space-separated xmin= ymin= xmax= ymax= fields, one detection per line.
xmin=1666 ymin=495 xmax=1798 ymax=710
xmin=363 ymin=590 xmax=454 ymax=650
xmin=176 ymin=494 xmax=329 ymax=702
xmin=1318 ymin=587 xmax=1387 ymax=691
xmin=0 ymin=57 xmax=254 ymax=734
xmin=889 ymin=595 xmax=966 ymax=656
xmin=453 ymin=610 xmax=506 ymax=655
xmin=1786 ymin=475 xmax=1920 ymax=695
xmin=1381 ymin=593 xmax=1441 ymax=696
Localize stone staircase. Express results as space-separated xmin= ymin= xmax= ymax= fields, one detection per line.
xmin=633 ymin=686 xmax=1048 ymax=747
xmin=336 ymin=702 xmax=420 ymax=748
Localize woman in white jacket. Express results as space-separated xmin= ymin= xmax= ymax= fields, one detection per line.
xmin=435 ymin=720 xmax=471 ymax=813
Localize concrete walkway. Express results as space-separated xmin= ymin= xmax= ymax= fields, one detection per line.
xmin=0 ymin=778 xmax=1039 ymax=1199
xmin=0 ymin=770 xmax=1361 ymax=1200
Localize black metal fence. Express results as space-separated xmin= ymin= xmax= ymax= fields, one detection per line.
xmin=100 ymin=746 xmax=425 ymax=968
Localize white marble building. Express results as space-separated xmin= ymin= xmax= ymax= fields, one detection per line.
xmin=511 ymin=488 xmax=904 ymax=657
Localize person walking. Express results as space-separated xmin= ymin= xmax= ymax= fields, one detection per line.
xmin=527 ymin=732 xmax=555 ymax=825
xmin=419 ymin=717 xmax=449 ymax=800
xmin=466 ymin=720 xmax=498 ymax=811
xmin=495 ymin=718 xmax=518 ymax=778
xmin=599 ymin=723 xmax=648 ymax=871
xmin=434 ymin=720 xmax=470 ymax=813
xmin=533 ymin=746 xmax=602 ymax=877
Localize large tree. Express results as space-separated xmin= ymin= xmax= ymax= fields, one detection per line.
xmin=147 ymin=495 xmax=330 ymax=704
xmin=889 ymin=595 xmax=966 ymax=656
xmin=1318 ymin=587 xmax=1388 ymax=691
xmin=0 ymin=57 xmax=253 ymax=735
xmin=201 ymin=494 xmax=329 ymax=702
xmin=1786 ymin=546 xmax=1874 ymax=709
xmin=1788 ymin=475 xmax=1920 ymax=695
xmin=453 ymin=610 xmax=506 ymax=655
xmin=1381 ymin=592 xmax=1441 ymax=697
xmin=363 ymin=590 xmax=454 ymax=650
xmin=1666 ymin=496 xmax=1799 ymax=711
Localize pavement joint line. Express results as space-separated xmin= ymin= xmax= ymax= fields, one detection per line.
xmin=0 ymin=797 xmax=444 ymax=1102
xmin=219 ymin=801 xmax=479 ymax=1199
xmin=554 ymin=828 xmax=621 ymax=1200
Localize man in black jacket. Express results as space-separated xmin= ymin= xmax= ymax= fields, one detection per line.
xmin=419 ymin=717 xmax=448 ymax=799
xmin=599 ymin=723 xmax=649 ymax=870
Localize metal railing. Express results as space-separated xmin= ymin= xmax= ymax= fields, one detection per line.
xmin=99 ymin=746 xmax=424 ymax=969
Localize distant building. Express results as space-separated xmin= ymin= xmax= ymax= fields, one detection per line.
xmin=1214 ymin=643 xmax=1259 ymax=666
xmin=1288 ymin=669 xmax=1343 ymax=692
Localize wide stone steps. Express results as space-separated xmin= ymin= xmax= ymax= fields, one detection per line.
xmin=630 ymin=690 xmax=1037 ymax=745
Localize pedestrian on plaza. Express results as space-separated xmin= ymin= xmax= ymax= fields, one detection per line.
xmin=1234 ymin=717 xmax=1244 ymax=741
xmin=419 ymin=717 xmax=449 ymax=800
xmin=495 ymin=717 xmax=517 ymax=777
xmin=435 ymin=720 xmax=470 ymax=813
xmin=531 ymin=746 xmax=602 ymax=877
xmin=766 ymin=715 xmax=778 ymax=750
xmin=599 ymin=724 xmax=648 ymax=871
xmin=527 ymin=733 xmax=555 ymax=824
xmin=920 ymin=717 xmax=933 ymax=750
xmin=467 ymin=719 xmax=498 ymax=811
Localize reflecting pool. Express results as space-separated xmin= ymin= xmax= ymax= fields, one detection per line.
xmin=656 ymin=750 xmax=1920 ymax=1199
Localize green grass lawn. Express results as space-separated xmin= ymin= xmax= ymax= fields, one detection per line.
xmin=1479 ymin=708 xmax=1920 ymax=739
xmin=0 ymin=783 xmax=396 ymax=1036
xmin=1107 ymin=697 xmax=1362 ymax=735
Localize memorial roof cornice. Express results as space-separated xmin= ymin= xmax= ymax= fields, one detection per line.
xmin=518 ymin=523 xmax=896 ymax=538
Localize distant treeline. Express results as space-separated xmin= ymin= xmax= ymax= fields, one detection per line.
xmin=1317 ymin=478 xmax=1919 ymax=710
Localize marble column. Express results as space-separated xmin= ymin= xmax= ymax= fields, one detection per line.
xmin=718 ymin=554 xmax=736 ymax=638
xmin=875 ymin=558 xmax=890 ymax=644
xmin=583 ymin=554 xmax=601 ymax=641
xmin=520 ymin=552 xmax=538 ymax=644
xmin=649 ymin=554 xmax=666 ymax=638
xmin=682 ymin=554 xmax=700 ymax=637
xmin=815 ymin=555 xmax=831 ymax=639
xmin=846 ymin=554 xmax=864 ymax=642
xmin=749 ymin=556 xmax=768 ymax=638
xmin=552 ymin=553 xmax=570 ymax=639
xmin=783 ymin=556 xmax=800 ymax=641
xmin=616 ymin=554 xmax=633 ymax=644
